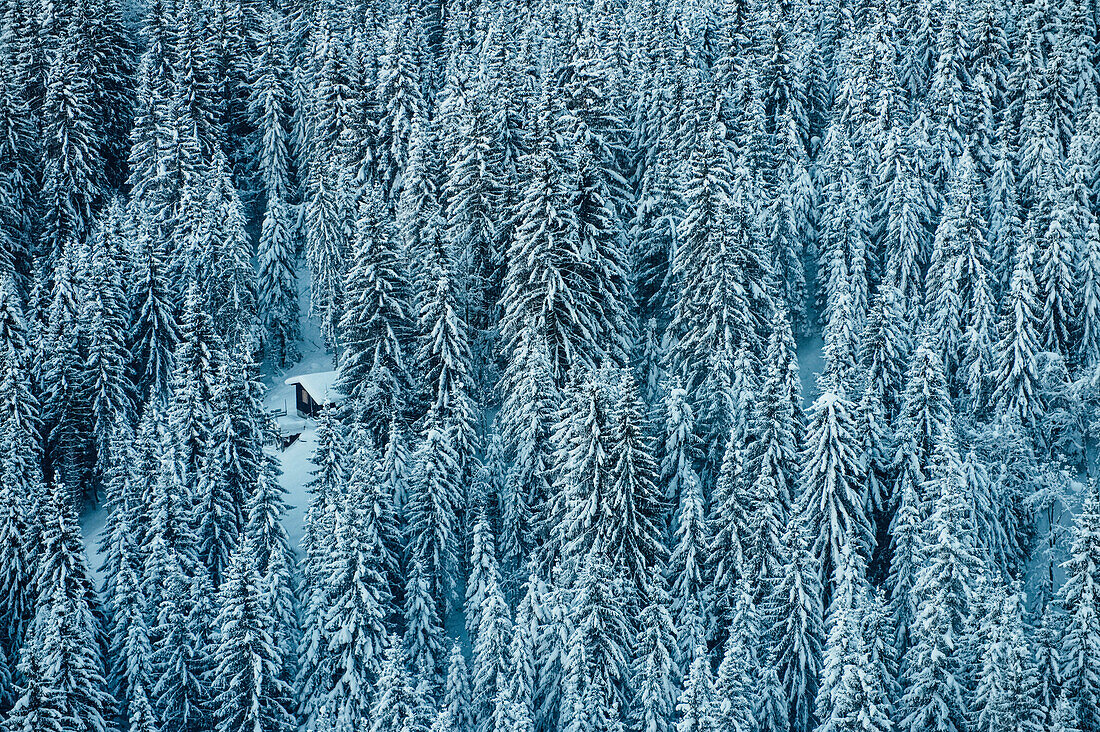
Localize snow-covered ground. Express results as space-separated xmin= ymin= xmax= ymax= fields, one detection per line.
xmin=79 ymin=299 xmax=830 ymax=582
xmin=78 ymin=289 xmax=1078 ymax=624
xmin=81 ymin=275 xmax=331 ymax=581
xmin=797 ymin=332 xmax=825 ymax=408
xmin=262 ymin=279 xmax=333 ymax=552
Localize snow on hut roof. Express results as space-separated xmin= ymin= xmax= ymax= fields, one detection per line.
xmin=284 ymin=370 xmax=345 ymax=403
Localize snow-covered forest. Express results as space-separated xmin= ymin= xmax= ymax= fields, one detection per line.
xmin=4 ymin=0 xmax=1100 ymax=729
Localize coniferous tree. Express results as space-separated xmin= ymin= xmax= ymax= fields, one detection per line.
xmin=473 ymin=567 xmax=512 ymax=732
xmin=495 ymin=573 xmax=538 ymax=732
xmin=247 ymin=456 xmax=300 ymax=709
xmin=40 ymin=247 xmax=91 ymax=504
xmin=668 ymin=466 xmax=709 ymax=640
xmin=127 ymin=205 xmax=178 ymax=404
xmin=0 ymin=27 xmax=37 ymax=294
xmin=676 ymin=649 xmax=717 ymax=732
xmin=708 ymin=425 xmax=752 ymax=628
xmin=299 ymin=406 xmax=345 ymax=595
xmin=1061 ymin=487 xmax=1100 ymax=732
xmin=498 ymin=87 xmax=592 ymax=384
xmin=167 ymin=281 xmax=221 ymax=493
xmin=926 ymin=152 xmax=994 ymax=379
xmin=376 ymin=10 xmax=426 ymax=203
xmin=668 ymin=103 xmax=767 ymax=456
xmin=40 ymin=14 xmax=102 ymax=268
xmin=992 ymin=227 xmax=1042 ymax=427
xmin=466 ymin=503 xmax=497 ymax=641
xmin=973 ymin=587 xmax=1040 ymax=732
xmin=418 ymin=227 xmax=477 ymax=472
xmin=744 ymin=307 xmax=801 ymax=600
xmin=371 ymin=638 xmax=422 ymax=732
xmin=897 ymin=433 xmax=976 ymax=732
xmin=498 ymin=329 xmax=556 ymax=569
xmin=102 ymin=428 xmax=151 ymax=720
xmin=305 ymin=152 xmax=350 ymax=353
xmin=715 ymin=622 xmax=756 ymax=732
xmin=252 ymin=8 xmax=300 ymax=369
xmin=879 ymin=124 xmax=932 ymax=313
xmin=798 ymin=380 xmax=870 ymax=594
xmin=146 ymin=436 xmax=208 ymax=732
xmin=11 ymin=482 xmax=111 ymax=732
xmin=338 ymin=181 xmax=412 ymax=439
xmin=407 ymin=405 xmax=461 ymax=612
xmin=1034 ymin=603 xmax=1063 ymax=728
xmin=890 ymin=334 xmax=952 ymax=529
xmin=444 ymin=91 xmax=501 ymax=365
xmin=404 ymin=558 xmax=447 ymax=686
xmin=195 ymin=351 xmax=265 ymax=588
xmin=200 ymin=153 xmax=257 ymax=350
xmin=213 ymin=537 xmax=296 ymax=732
xmin=126 ymin=0 xmax=179 ymax=228
xmin=0 ymin=385 xmax=42 ymax=690
xmin=83 ymin=201 xmax=134 ymax=489
xmin=561 ymin=555 xmax=632 ymax=732
xmin=324 ymin=464 xmax=392 ymax=730
xmin=629 ymin=583 xmax=678 ymax=732
xmin=659 ymin=380 xmax=702 ymax=507
xmin=1037 ymin=183 xmax=1077 ymax=359
xmin=604 ymin=369 xmax=666 ymax=599
xmin=770 ymin=521 xmax=825 ymax=732
xmin=443 ymin=639 xmax=474 ymax=732
xmin=1078 ymin=212 xmax=1100 ymax=369
xmin=815 ymin=533 xmax=869 ymax=732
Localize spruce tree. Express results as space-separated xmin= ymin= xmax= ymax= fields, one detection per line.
xmin=498 ymin=329 xmax=556 ymax=568
xmin=897 ymin=433 xmax=976 ymax=732
xmin=195 ymin=352 xmax=265 ymax=588
xmin=127 ymin=205 xmax=179 ymax=404
xmin=0 ymin=26 xmax=37 ymax=295
xmin=496 ymin=574 xmax=538 ymax=732
xmin=991 ymin=227 xmax=1042 ymax=427
xmin=252 ymin=8 xmax=300 ymax=368
xmin=668 ymin=467 xmax=709 ymax=639
xmin=167 ymin=281 xmax=222 ymax=493
xmin=973 ymin=587 xmax=1040 ymax=732
xmin=676 ymin=650 xmax=717 ymax=732
xmin=407 ymin=405 xmax=461 ymax=611
xmin=324 ymin=470 xmax=392 ymax=730
xmin=376 ymin=10 xmax=426 ymax=202
xmin=1034 ymin=603 xmax=1063 ymax=728
xmin=371 ymin=638 xmax=422 ymax=732
xmin=714 ymin=626 xmax=756 ymax=732
xmin=404 ymin=557 xmax=446 ymax=685
xmin=497 ymin=89 xmax=585 ymax=383
xmin=82 ymin=207 xmax=133 ymax=489
xmin=472 ymin=569 xmax=512 ymax=732
xmin=1037 ymin=184 xmax=1078 ymax=358
xmin=12 ymin=482 xmax=111 ymax=732
xmin=798 ymin=380 xmax=870 ymax=593
xmin=562 ymin=555 xmax=632 ymax=731
xmin=337 ymin=181 xmax=412 ymax=439
xmin=213 ymin=538 xmax=296 ymax=732
xmin=418 ymin=227 xmax=476 ymax=472
xmin=41 ymin=247 xmax=91 ymax=504
xmin=629 ymin=583 xmax=678 ymax=732
xmin=40 ymin=14 xmax=102 ymax=267
xmin=659 ymin=380 xmax=702 ymax=507
xmin=444 ymin=640 xmax=474 ymax=732
xmin=604 ymin=369 xmax=666 ymax=599
xmin=770 ymin=521 xmax=824 ymax=732
xmin=0 ymin=410 xmax=42 ymax=686
xmin=1060 ymin=487 xmax=1100 ymax=732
